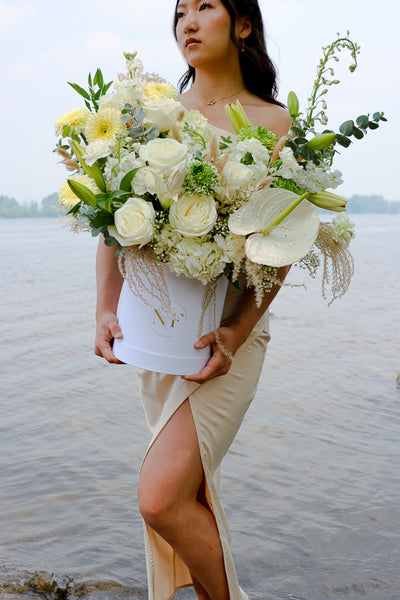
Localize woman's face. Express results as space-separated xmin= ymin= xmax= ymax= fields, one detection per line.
xmin=175 ymin=0 xmax=238 ymax=68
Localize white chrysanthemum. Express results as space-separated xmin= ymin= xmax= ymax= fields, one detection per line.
xmin=85 ymin=108 xmax=125 ymax=143
xmin=232 ymin=138 xmax=270 ymax=165
xmin=58 ymin=174 xmax=99 ymax=210
xmin=83 ymin=139 xmax=114 ymax=166
xmin=331 ymin=214 xmax=355 ymax=247
xmin=168 ymin=237 xmax=227 ymax=284
xmin=104 ymin=151 xmax=145 ymax=192
xmin=132 ymin=166 xmax=157 ymax=196
xmin=54 ymin=107 xmax=91 ymax=137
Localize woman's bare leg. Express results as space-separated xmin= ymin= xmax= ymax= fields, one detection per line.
xmin=138 ymin=399 xmax=229 ymax=600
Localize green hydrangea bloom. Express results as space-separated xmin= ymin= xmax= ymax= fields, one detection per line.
xmin=237 ymin=126 xmax=278 ymax=152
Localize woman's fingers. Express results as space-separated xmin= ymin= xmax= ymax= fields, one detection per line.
xmin=194 ymin=331 xmax=215 ymax=349
xmin=182 ymin=346 xmax=230 ymax=383
xmin=95 ymin=314 xmax=124 ymax=364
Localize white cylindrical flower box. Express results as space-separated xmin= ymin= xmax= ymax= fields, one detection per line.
xmin=113 ymin=259 xmax=228 ymax=375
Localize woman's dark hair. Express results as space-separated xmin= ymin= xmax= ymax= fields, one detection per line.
xmin=173 ymin=0 xmax=283 ymax=107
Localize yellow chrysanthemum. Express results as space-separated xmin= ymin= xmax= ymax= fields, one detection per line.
xmin=85 ymin=108 xmax=125 ymax=143
xmin=144 ymin=82 xmax=177 ymax=101
xmin=59 ymin=174 xmax=100 ymax=210
xmin=54 ymin=107 xmax=91 ymax=137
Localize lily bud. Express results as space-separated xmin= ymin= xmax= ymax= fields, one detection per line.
xmin=306 ymin=133 xmax=336 ymax=151
xmin=224 ymin=99 xmax=252 ymax=134
xmin=307 ymin=191 xmax=347 ymax=212
xmin=70 ymin=140 xmax=106 ymax=192
xmin=287 ymin=91 xmax=299 ymax=119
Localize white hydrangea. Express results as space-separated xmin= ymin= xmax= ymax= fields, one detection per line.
xmin=277 ymin=147 xmax=343 ymax=193
xmin=331 ymin=213 xmax=355 ymax=247
xmin=153 ymin=224 xmax=182 ymax=255
xmin=168 ymin=237 xmax=228 ymax=284
xmin=104 ymin=149 xmax=145 ymax=191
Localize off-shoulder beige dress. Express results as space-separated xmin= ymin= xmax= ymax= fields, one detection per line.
xmin=134 ymin=125 xmax=271 ymax=600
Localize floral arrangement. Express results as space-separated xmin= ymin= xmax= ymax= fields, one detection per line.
xmin=54 ymin=34 xmax=386 ymax=303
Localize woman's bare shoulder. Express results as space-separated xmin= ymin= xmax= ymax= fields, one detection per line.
xmin=242 ymin=96 xmax=291 ymax=139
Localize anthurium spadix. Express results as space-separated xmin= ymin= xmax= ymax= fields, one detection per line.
xmin=228 ymin=188 xmax=320 ymax=267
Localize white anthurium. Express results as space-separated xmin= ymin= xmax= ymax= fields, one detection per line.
xmin=228 ymin=187 xmax=320 ymax=267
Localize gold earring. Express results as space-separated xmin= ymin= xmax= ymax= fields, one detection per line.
xmin=241 ymin=37 xmax=245 ymax=53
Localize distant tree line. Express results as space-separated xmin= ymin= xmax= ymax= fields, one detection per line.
xmin=0 ymin=193 xmax=59 ymax=218
xmin=0 ymin=192 xmax=399 ymax=218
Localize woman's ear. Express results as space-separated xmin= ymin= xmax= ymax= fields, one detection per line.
xmin=237 ymin=15 xmax=252 ymax=40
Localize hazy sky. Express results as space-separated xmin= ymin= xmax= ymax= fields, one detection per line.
xmin=1 ymin=0 xmax=398 ymax=203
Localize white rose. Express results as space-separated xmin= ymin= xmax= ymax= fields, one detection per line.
xmin=222 ymin=160 xmax=253 ymax=190
xmin=169 ymin=193 xmax=217 ymax=237
xmin=143 ymin=98 xmax=183 ymax=133
xmin=140 ymin=138 xmax=188 ymax=172
xmin=108 ymin=197 xmax=155 ymax=246
xmin=98 ymin=91 xmax=129 ymax=112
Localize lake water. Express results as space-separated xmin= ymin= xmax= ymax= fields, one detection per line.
xmin=1 ymin=215 xmax=399 ymax=600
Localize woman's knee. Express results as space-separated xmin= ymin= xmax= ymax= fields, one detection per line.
xmin=138 ymin=474 xmax=178 ymax=531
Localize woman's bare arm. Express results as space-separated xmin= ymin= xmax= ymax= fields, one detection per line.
xmin=94 ymin=237 xmax=124 ymax=363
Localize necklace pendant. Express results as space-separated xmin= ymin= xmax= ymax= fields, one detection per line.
xmin=207 ymin=99 xmax=217 ymax=106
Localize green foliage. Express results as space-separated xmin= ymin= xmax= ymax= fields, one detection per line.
xmin=219 ymin=135 xmax=233 ymax=151
xmin=68 ymin=68 xmax=112 ymax=112
xmin=237 ymin=126 xmax=278 ymax=151
xmin=183 ymin=161 xmax=219 ymax=196
xmin=272 ymin=177 xmax=304 ymax=195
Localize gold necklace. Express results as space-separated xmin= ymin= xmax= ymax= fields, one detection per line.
xmin=206 ymin=87 xmax=245 ymax=106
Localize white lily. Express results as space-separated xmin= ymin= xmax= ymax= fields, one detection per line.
xmin=228 ymin=188 xmax=320 ymax=267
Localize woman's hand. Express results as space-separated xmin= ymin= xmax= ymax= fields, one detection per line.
xmin=181 ymin=325 xmax=245 ymax=383
xmin=95 ymin=311 xmax=124 ymax=364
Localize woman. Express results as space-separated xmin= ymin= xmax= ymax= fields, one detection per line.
xmin=95 ymin=1 xmax=291 ymax=599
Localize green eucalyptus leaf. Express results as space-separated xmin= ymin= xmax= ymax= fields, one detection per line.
xmin=104 ymin=235 xmax=118 ymax=247
xmin=67 ymin=82 xmax=91 ymax=100
xmin=292 ymin=127 xmax=304 ymax=137
xmin=352 ymin=127 xmax=364 ymax=139
xmin=121 ymin=114 xmax=132 ymax=123
xmin=91 ymin=226 xmax=103 ymax=237
xmin=129 ymin=126 xmax=144 ymax=138
xmin=336 ymin=134 xmax=351 ymax=147
xmin=356 ymin=115 xmax=369 ymax=128
xmin=373 ymin=112 xmax=382 ymax=122
xmin=368 ymin=121 xmax=379 ymax=130
xmin=339 ymin=120 xmax=354 ymax=136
